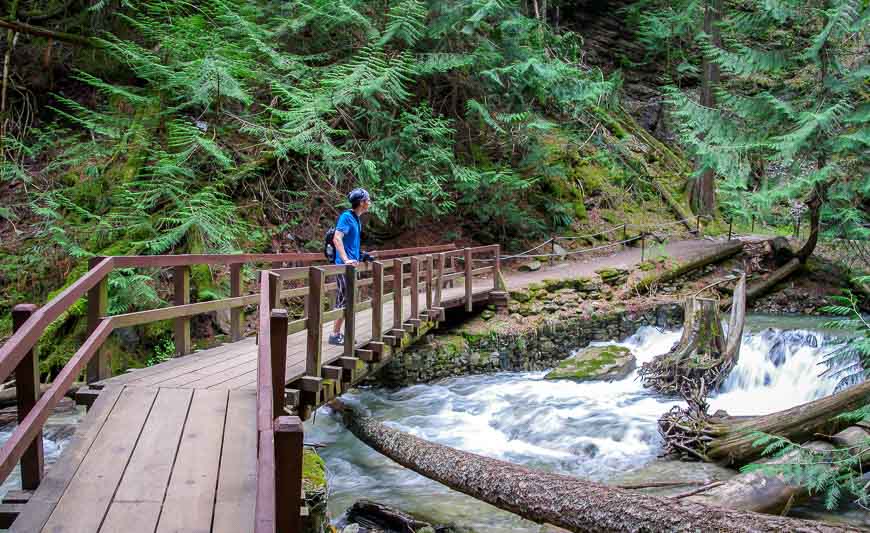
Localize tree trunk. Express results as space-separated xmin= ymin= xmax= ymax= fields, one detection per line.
xmin=689 ymin=0 xmax=722 ymax=217
xmin=640 ymin=276 xmax=745 ymax=398
xmin=333 ymin=401 xmax=859 ymax=533
xmin=697 ymin=380 xmax=870 ymax=466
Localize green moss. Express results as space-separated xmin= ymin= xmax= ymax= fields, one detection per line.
xmin=545 ymin=345 xmax=632 ymax=381
xmin=302 ymin=449 xmax=327 ymax=493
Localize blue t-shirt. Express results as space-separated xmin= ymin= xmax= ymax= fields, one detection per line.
xmin=334 ymin=210 xmax=361 ymax=264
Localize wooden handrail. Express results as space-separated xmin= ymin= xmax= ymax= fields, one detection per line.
xmin=0 ymin=319 xmax=114 ymax=485
xmin=0 ymin=257 xmax=114 ymax=385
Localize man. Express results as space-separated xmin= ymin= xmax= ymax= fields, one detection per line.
xmin=329 ymin=188 xmax=372 ymax=346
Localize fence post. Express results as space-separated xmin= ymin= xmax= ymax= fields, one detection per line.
xmin=622 ymin=224 xmax=628 ymax=247
xmin=270 ymin=307 xmax=288 ymax=419
xmin=372 ymin=262 xmax=384 ymax=341
xmin=426 ymin=254 xmax=433 ymax=312
xmin=641 ymin=233 xmax=646 ymax=262
xmin=230 ymin=263 xmax=243 ymax=342
xmin=86 ymin=256 xmax=109 ymax=383
xmin=493 ymin=246 xmax=501 ymax=291
xmin=728 ymin=218 xmax=733 ymax=241
xmin=751 ymin=216 xmax=755 ymax=233
xmin=12 ymin=304 xmax=43 ymax=491
xmin=173 ymin=265 xmax=192 ymax=356
xmin=409 ymin=257 xmax=419 ymax=320
xmin=343 ymin=264 xmax=357 ymax=358
xmin=306 ymin=267 xmax=324 ymax=377
xmin=435 ymin=253 xmax=445 ymax=305
xmin=393 ymin=259 xmax=404 ymax=330
xmin=274 ymin=416 xmax=304 ymax=533
xmin=464 ymin=248 xmax=473 ymax=312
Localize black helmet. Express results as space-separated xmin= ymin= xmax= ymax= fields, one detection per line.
xmin=348 ymin=188 xmax=371 ymax=206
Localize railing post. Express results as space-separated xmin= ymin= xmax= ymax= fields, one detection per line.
xmin=268 ymin=270 xmax=280 ymax=311
xmin=435 ymin=253 xmax=445 ymax=306
xmin=622 ymin=224 xmax=628 ymax=247
xmin=393 ymin=259 xmax=403 ymax=329
xmin=372 ymin=262 xmax=384 ymax=341
xmin=493 ymin=246 xmax=501 ymax=291
xmin=409 ymin=257 xmax=419 ymax=320
xmin=696 ymin=214 xmax=701 ymax=236
xmin=464 ymin=248 xmax=473 ymax=312
xmin=450 ymin=256 xmax=458 ymax=288
xmin=728 ymin=218 xmax=733 ymax=241
xmin=86 ymin=256 xmax=109 ymax=383
xmin=12 ymin=304 xmax=43 ymax=491
xmin=306 ymin=267 xmax=324 ymax=377
xmin=274 ymin=416 xmax=304 ymax=533
xmin=425 ymin=254 xmax=433 ymax=312
xmin=173 ymin=265 xmax=192 ymax=356
xmin=270 ymin=308 xmax=288 ymax=419
xmin=230 ymin=263 xmax=243 ymax=342
xmin=343 ymin=264 xmax=357 ymax=358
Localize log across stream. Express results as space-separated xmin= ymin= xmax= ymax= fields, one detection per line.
xmin=308 ymin=316 xmax=866 ymax=531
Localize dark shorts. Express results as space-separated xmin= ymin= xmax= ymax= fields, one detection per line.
xmin=334 ymin=275 xmax=347 ymax=310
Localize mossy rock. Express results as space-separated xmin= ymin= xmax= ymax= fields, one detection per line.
xmin=510 ymin=290 xmax=531 ymax=303
xmin=303 ymin=448 xmax=326 ymax=495
xmin=638 ymin=261 xmax=657 ymax=271
xmin=544 ymin=345 xmax=635 ymax=382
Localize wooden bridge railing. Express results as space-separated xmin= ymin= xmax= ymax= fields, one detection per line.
xmin=253 ymin=244 xmax=502 ymax=531
xmin=0 ymin=243 xmax=457 ymax=511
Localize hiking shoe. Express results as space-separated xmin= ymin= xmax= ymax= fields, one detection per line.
xmin=328 ymin=333 xmax=344 ymax=346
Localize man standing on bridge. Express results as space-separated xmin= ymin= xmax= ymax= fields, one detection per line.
xmin=329 ymin=188 xmax=372 ymax=346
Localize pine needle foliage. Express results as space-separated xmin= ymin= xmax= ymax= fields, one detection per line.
xmin=631 ymin=0 xmax=868 ymax=232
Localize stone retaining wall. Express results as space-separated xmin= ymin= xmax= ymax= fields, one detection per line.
xmin=377 ymin=302 xmax=684 ymax=387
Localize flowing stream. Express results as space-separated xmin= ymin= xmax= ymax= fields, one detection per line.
xmin=308 ymin=315 xmax=851 ymax=532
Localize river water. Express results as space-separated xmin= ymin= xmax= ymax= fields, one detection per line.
xmin=308 ymin=315 xmax=851 ymax=531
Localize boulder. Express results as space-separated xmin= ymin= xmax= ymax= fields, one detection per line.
xmin=519 ymin=260 xmax=542 ymax=272
xmin=544 ymin=345 xmax=636 ymax=382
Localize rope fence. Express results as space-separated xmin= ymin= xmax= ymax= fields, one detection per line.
xmin=468 ymin=215 xmax=715 ymax=264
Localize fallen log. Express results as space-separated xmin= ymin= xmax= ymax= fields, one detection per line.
xmin=333 ymin=401 xmax=859 ymax=532
xmin=745 ymin=257 xmax=802 ymax=304
xmin=687 ymin=423 xmax=870 ymax=514
xmin=633 ymin=239 xmax=743 ymax=293
xmin=669 ymin=379 xmax=870 ymax=467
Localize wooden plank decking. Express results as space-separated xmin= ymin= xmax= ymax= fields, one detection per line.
xmin=9 ymin=280 xmax=494 ymax=532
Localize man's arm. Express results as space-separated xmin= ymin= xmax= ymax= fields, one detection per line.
xmin=333 ymin=230 xmax=357 ymax=265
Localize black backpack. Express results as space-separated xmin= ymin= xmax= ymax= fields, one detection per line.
xmin=324 ymin=227 xmax=337 ymax=262
xmin=324 ymin=210 xmax=362 ymax=262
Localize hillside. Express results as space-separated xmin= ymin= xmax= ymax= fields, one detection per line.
xmin=1 ymin=0 xmax=866 ymax=373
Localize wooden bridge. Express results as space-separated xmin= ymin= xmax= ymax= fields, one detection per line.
xmin=0 ymin=244 xmax=506 ymax=532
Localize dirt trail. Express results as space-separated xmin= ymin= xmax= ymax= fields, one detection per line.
xmin=501 ymin=237 xmax=739 ymax=290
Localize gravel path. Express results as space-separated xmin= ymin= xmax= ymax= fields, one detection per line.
xmin=501 ymin=237 xmax=739 ymax=290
